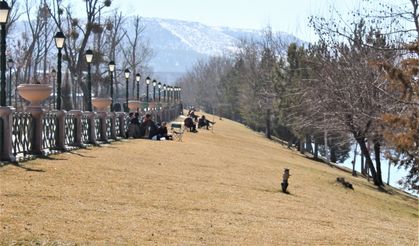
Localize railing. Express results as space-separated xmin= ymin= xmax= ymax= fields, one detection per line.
xmin=65 ymin=113 xmax=76 ymax=146
xmin=81 ymin=114 xmax=89 ymax=144
xmin=42 ymin=112 xmax=58 ymax=150
xmin=95 ymin=115 xmax=101 ymax=141
xmin=115 ymin=115 xmax=121 ymax=138
xmin=11 ymin=112 xmax=32 ymax=159
xmin=1 ymin=103 xmax=183 ymax=161
xmin=106 ymin=116 xmax=112 ymax=139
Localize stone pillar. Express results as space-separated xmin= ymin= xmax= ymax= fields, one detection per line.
xmin=118 ymin=112 xmax=126 ymax=138
xmin=0 ymin=106 xmax=15 ymax=162
xmin=70 ymin=110 xmax=82 ymax=147
xmin=26 ymin=106 xmax=44 ymax=155
xmin=85 ymin=111 xmax=97 ymax=144
xmin=109 ymin=112 xmax=116 ymax=140
xmin=97 ymin=111 xmax=108 ymax=142
xmin=55 ymin=110 xmax=66 ymax=150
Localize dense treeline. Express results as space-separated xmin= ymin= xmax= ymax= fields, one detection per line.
xmin=178 ymin=1 xmax=418 ymax=193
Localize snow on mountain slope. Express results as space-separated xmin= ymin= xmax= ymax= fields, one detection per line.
xmin=139 ymin=17 xmax=303 ymax=81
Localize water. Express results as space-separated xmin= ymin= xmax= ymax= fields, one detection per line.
xmin=338 ymin=144 xmax=413 ymax=195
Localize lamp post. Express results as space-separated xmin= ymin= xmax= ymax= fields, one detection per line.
xmin=85 ymin=49 xmax=93 ymax=111
xmin=73 ymin=74 xmax=79 ymax=109
xmin=108 ymin=61 xmax=115 ymax=112
xmin=179 ymin=87 xmax=182 ymax=100
xmin=7 ymin=58 xmax=12 ymax=106
xmin=54 ymin=31 xmax=65 ymax=110
xmin=51 ymin=69 xmax=56 ymax=108
xmin=171 ymin=87 xmax=174 ymax=102
xmin=152 ymin=79 xmax=156 ymax=101
xmin=158 ymin=82 xmax=161 ymax=102
xmin=0 ymin=1 xmax=10 ymax=106
xmin=163 ymin=84 xmax=166 ymax=102
xmin=145 ymin=77 xmax=150 ymax=102
xmin=124 ymin=69 xmax=130 ymax=112
xmin=136 ymin=73 xmax=141 ymax=100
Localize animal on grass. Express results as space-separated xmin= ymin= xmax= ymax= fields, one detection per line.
xmin=281 ymin=168 xmax=290 ymax=193
xmin=336 ymin=177 xmax=354 ymax=189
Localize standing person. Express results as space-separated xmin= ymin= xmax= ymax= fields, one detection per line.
xmin=281 ymin=168 xmax=291 ymax=193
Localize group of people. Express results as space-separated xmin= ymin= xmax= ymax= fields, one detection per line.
xmin=126 ymin=108 xmax=216 ymax=140
xmin=184 ymin=109 xmax=216 ymax=132
xmin=127 ymin=113 xmax=173 ymax=140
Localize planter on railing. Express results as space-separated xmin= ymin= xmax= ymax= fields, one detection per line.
xmin=17 ymin=84 xmax=52 ymax=155
xmin=92 ymin=97 xmax=112 ymax=112
xmin=17 ymin=84 xmax=52 ymax=107
xmin=128 ymin=100 xmax=141 ymax=112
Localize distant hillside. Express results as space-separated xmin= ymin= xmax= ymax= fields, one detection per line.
xmin=138 ymin=17 xmax=303 ymax=81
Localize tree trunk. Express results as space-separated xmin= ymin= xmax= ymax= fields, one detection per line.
xmin=373 ymin=140 xmax=384 ymax=186
xmin=352 ymin=143 xmax=358 ymax=176
xmin=330 ymin=146 xmax=337 ymax=163
xmin=306 ymin=135 xmax=313 ymax=154
xmin=265 ymin=108 xmax=271 ymax=139
xmin=361 ymin=151 xmax=365 ymax=175
xmin=314 ymin=141 xmax=319 ymax=159
xmin=356 ymin=137 xmax=381 ymax=186
xmin=299 ymin=137 xmax=304 ymax=154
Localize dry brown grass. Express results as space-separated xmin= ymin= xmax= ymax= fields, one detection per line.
xmin=0 ymin=113 xmax=418 ymax=245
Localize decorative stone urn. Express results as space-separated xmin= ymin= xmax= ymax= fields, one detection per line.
xmin=92 ymin=97 xmax=112 ymax=112
xmin=128 ymin=100 xmax=141 ymax=112
xmin=17 ymin=84 xmax=52 ymax=107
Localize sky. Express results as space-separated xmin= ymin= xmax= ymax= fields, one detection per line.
xmin=111 ymin=0 xmax=366 ymax=42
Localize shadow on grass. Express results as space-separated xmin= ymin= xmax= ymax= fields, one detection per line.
xmin=37 ymin=155 xmax=67 ymax=161
xmin=254 ymin=187 xmax=297 ymax=196
xmin=65 ymin=151 xmax=96 ymax=158
xmin=12 ymin=163 xmax=45 ymax=172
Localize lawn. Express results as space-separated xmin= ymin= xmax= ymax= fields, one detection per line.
xmin=0 ymin=114 xmax=417 ymax=245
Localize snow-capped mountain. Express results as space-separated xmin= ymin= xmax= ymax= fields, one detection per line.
xmin=139 ymin=17 xmax=303 ymax=82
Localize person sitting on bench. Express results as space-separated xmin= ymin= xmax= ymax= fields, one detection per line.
xmin=139 ymin=114 xmax=158 ymax=139
xmin=198 ymin=115 xmax=215 ymax=130
xmin=184 ymin=116 xmax=197 ymax=132
xmin=188 ymin=109 xmax=199 ymax=122
xmin=156 ymin=122 xmax=173 ymax=140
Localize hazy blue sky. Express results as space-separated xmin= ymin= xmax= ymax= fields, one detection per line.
xmin=111 ymin=0 xmax=366 ymax=41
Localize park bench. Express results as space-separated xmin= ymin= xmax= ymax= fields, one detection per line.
xmin=171 ymin=122 xmax=185 ymax=141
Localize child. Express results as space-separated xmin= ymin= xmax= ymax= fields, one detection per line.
xmin=281 ymin=168 xmax=290 ymax=193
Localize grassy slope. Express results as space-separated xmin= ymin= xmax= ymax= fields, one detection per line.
xmin=0 ymin=114 xmax=417 ymax=245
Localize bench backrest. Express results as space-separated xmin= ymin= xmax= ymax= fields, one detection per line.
xmin=171 ymin=123 xmax=182 ymax=129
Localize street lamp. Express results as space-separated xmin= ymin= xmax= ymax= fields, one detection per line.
xmin=163 ymin=84 xmax=166 ymax=102
xmin=145 ymin=76 xmax=150 ymax=102
xmin=108 ymin=61 xmax=115 ymax=112
xmin=171 ymin=87 xmax=174 ymax=102
xmin=7 ymin=58 xmax=12 ymax=106
xmin=85 ymin=49 xmax=93 ymax=111
xmin=158 ymin=82 xmax=161 ymax=102
xmin=73 ymin=74 xmax=79 ymax=109
xmin=135 ymin=73 xmax=141 ymax=100
xmin=54 ymin=31 xmax=65 ymax=110
xmin=152 ymin=79 xmax=156 ymax=101
xmin=0 ymin=1 xmax=11 ymax=106
xmin=124 ymin=69 xmax=130 ymax=112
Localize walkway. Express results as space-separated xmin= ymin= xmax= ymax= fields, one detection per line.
xmin=0 ymin=115 xmax=417 ymax=245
